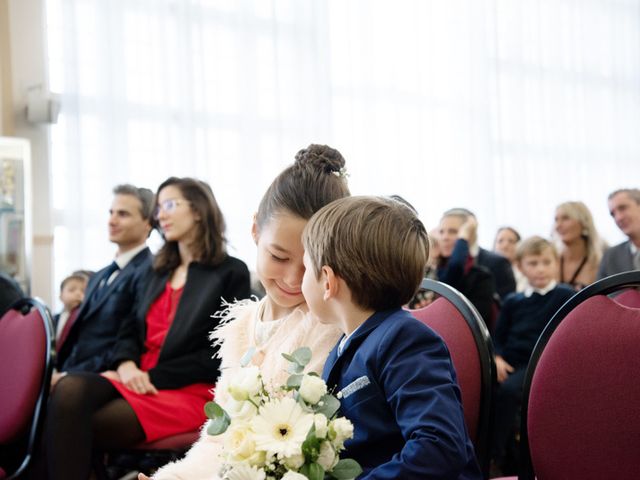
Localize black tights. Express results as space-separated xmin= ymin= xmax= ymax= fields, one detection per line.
xmin=34 ymin=373 xmax=145 ymax=479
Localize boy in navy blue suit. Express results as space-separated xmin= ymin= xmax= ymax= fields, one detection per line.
xmin=301 ymin=195 xmax=481 ymax=479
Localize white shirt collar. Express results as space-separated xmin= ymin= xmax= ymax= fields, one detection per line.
xmin=338 ymin=324 xmax=362 ymax=356
xmin=115 ymin=243 xmax=147 ymax=270
xmin=524 ymin=280 xmax=557 ymax=298
xmin=469 ymin=243 xmax=480 ymax=257
xmin=630 ymin=242 xmax=638 ymax=255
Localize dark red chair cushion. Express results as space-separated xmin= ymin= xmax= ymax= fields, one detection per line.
xmin=0 ymin=307 xmax=46 ymax=444
xmin=527 ymin=296 xmax=640 ymax=479
xmin=411 ymin=297 xmax=481 ymax=442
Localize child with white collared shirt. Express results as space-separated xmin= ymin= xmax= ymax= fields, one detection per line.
xmin=491 ymin=236 xmax=575 ymax=472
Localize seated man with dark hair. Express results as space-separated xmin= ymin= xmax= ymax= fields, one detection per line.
xmin=54 ymin=184 xmax=154 ymax=386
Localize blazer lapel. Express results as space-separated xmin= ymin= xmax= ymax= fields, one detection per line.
xmin=322 ymin=309 xmax=397 ymax=388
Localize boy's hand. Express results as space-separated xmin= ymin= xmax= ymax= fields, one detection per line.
xmin=138 ymin=474 xmax=151 ymax=480
xmin=458 ymin=217 xmax=478 ymax=241
xmin=495 ymin=355 xmax=514 ymax=383
xmin=117 ymin=360 xmax=158 ymax=395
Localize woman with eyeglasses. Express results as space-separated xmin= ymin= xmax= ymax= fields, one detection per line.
xmin=34 ymin=177 xmax=251 ymax=480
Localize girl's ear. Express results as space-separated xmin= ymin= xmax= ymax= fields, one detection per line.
xmin=251 ymin=213 xmax=259 ymax=245
xmin=322 ymin=265 xmax=339 ymax=301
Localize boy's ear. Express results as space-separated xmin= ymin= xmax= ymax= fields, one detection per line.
xmin=321 ymin=265 xmax=339 ymax=301
xmin=251 ymin=213 xmax=259 ymax=245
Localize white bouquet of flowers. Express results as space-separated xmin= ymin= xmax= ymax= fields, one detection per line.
xmin=205 ymin=347 xmax=362 ymax=480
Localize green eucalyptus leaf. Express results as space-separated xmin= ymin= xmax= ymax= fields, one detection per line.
xmin=288 ymin=362 xmax=304 ymax=374
xmin=286 ymin=373 xmax=304 ymax=389
xmin=206 ymin=409 xmax=231 ymax=436
xmin=330 ymin=459 xmax=363 ymax=479
xmin=282 ymin=352 xmax=297 ymax=363
xmin=204 ymin=401 xmax=225 ymax=419
xmin=301 ymin=427 xmax=321 ymax=460
xmin=314 ymin=394 xmax=340 ymax=418
xmin=291 ymin=347 xmax=312 ymax=367
xmin=297 ymin=393 xmax=314 ymax=412
xmin=240 ymin=346 xmax=256 ymax=367
xmin=300 ymin=462 xmax=324 ymax=480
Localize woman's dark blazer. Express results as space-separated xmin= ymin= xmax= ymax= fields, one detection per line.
xmin=111 ymin=255 xmax=251 ymax=390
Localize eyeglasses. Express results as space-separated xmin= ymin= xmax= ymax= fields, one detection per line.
xmin=154 ymin=198 xmax=187 ymax=219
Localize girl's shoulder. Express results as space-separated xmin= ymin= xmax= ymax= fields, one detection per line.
xmin=210 ymin=296 xmax=261 ymax=345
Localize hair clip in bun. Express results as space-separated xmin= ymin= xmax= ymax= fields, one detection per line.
xmin=332 ymin=167 xmax=350 ymax=179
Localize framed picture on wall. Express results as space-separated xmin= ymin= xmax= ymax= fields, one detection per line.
xmin=0 ymin=137 xmax=31 ymax=294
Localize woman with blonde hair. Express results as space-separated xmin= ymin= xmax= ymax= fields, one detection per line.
xmin=553 ymin=201 xmax=604 ymax=290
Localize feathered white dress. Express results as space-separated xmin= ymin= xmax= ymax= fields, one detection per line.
xmin=150 ymin=298 xmax=342 ymax=480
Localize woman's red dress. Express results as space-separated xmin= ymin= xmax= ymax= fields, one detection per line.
xmin=108 ymin=282 xmax=214 ymax=442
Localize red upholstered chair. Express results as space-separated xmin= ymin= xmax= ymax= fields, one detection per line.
xmin=0 ymin=298 xmax=55 ymax=479
xmin=497 ymin=270 xmax=640 ymax=480
xmin=410 ymin=278 xmax=496 ymax=479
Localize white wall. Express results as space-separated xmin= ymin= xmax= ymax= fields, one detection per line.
xmin=6 ymin=0 xmax=54 ymax=305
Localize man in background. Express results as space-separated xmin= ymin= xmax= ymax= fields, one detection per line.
xmin=54 ymin=184 xmax=154 ymax=385
xmin=598 ymin=188 xmax=640 ymax=278
xmin=444 ymin=208 xmax=516 ymax=299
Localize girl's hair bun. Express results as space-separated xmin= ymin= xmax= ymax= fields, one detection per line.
xmin=294 ymin=144 xmax=345 ymax=174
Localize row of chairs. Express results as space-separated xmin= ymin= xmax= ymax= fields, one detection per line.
xmin=2 ymin=271 xmax=640 ymax=479
xmin=411 ymin=272 xmax=640 ymax=480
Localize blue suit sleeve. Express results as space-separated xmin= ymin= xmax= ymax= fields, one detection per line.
xmin=438 ymin=239 xmax=469 ymax=287
xmin=361 ymin=324 xmax=478 ymax=479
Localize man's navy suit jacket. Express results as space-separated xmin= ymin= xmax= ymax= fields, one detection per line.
xmin=57 ymin=247 xmax=152 ymax=373
xmin=322 ymin=308 xmax=481 ymax=479
xmin=476 ymin=248 xmax=516 ymax=299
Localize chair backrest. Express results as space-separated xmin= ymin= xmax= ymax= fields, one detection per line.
xmin=614 ymin=287 xmax=640 ymax=308
xmin=519 ymin=270 xmax=640 ymax=480
xmin=410 ymin=278 xmax=496 ymax=478
xmin=0 ymin=297 xmax=55 ymax=478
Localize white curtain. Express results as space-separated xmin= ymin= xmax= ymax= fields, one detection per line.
xmin=45 ymin=0 xmax=640 ymax=300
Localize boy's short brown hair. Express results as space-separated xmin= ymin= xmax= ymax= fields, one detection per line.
xmin=60 ymin=273 xmax=89 ymax=292
xmin=303 ymin=195 xmax=429 ymax=311
xmin=516 ymin=236 xmax=557 ymax=262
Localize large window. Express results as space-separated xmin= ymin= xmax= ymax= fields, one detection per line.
xmin=46 ymin=0 xmax=640 ymax=294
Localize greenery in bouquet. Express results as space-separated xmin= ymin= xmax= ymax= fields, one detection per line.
xmin=205 ymin=347 xmax=362 ymax=480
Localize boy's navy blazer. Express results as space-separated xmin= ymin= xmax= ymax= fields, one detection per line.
xmin=322 ymin=308 xmax=481 ymax=479
xmin=57 ymin=247 xmax=153 ymax=373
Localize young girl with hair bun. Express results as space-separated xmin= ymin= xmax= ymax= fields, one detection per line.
xmin=144 ymin=144 xmax=350 ymax=480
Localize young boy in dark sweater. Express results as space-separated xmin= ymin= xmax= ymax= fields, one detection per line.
xmin=491 ymin=236 xmax=575 ymax=472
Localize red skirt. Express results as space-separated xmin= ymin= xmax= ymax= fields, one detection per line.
xmin=109 ymin=381 xmax=213 ymax=442
xmin=107 ymin=281 xmax=213 ymax=442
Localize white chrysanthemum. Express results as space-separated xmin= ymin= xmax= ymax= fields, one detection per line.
xmin=281 ymin=471 xmax=307 ymax=480
xmin=252 ymin=397 xmax=314 ymax=458
xmin=329 ymin=417 xmax=354 ymax=448
xmin=225 ymin=464 xmax=266 ymax=480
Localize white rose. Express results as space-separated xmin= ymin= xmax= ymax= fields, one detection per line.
xmin=298 ymin=375 xmax=327 ymax=404
xmin=316 ymin=441 xmax=338 ymax=471
xmin=227 ymin=365 xmax=262 ymax=401
xmin=283 ymin=452 xmax=305 ymax=470
xmin=329 ymin=417 xmax=354 ymax=448
xmin=281 ymin=472 xmax=307 ymax=480
xmin=225 ymin=397 xmax=258 ymax=421
xmin=313 ymin=413 xmax=328 ymax=439
xmin=224 ymin=422 xmax=256 ymax=462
